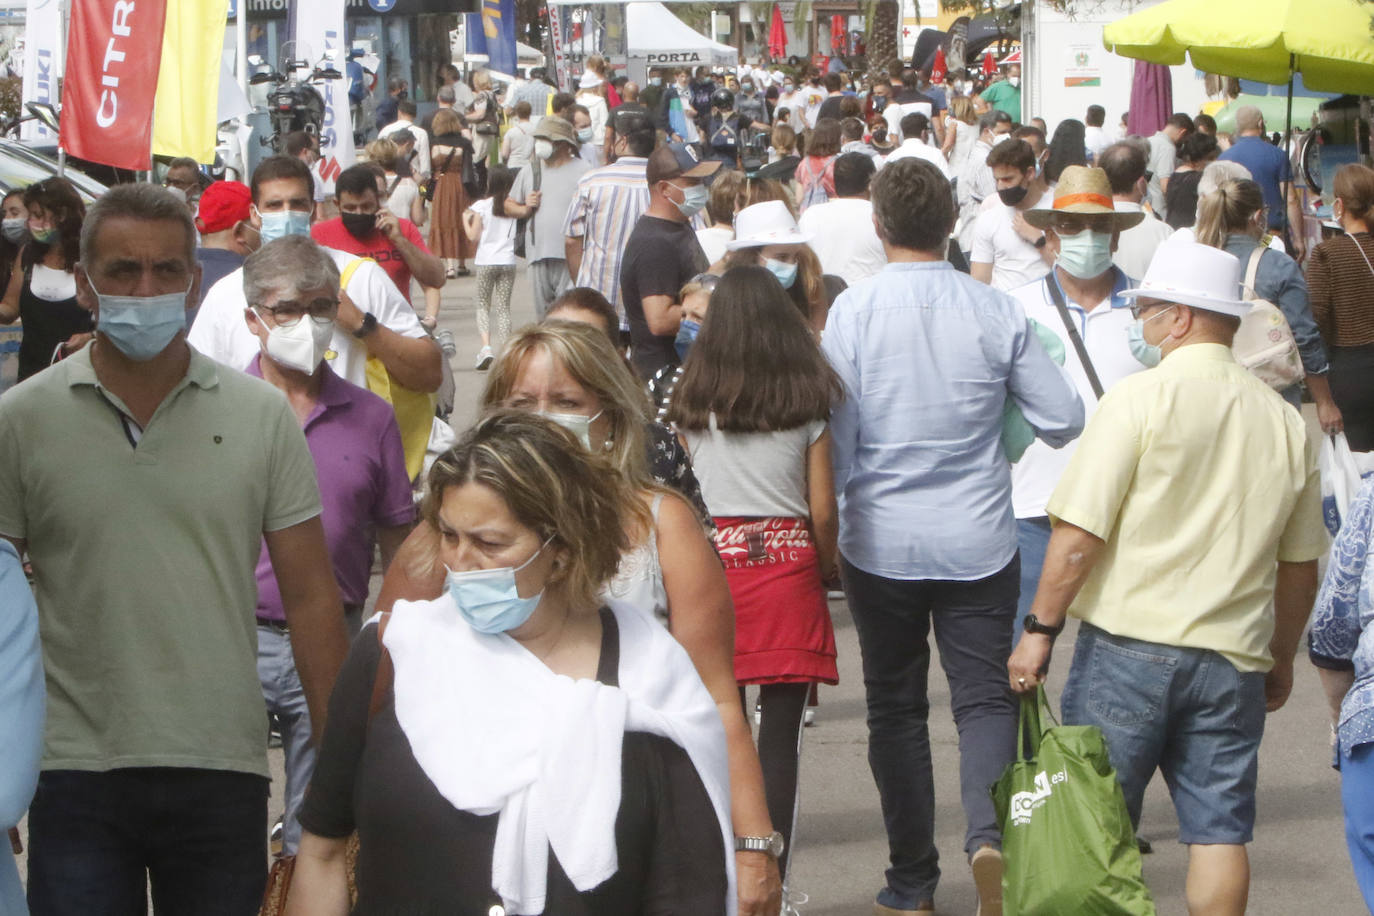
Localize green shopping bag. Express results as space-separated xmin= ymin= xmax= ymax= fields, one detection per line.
xmin=991 ymin=687 xmax=1155 ymax=916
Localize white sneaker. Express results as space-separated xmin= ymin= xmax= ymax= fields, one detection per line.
xmin=475 ymin=345 xmax=494 ymax=370
xmin=803 ymin=707 xmax=816 ymax=727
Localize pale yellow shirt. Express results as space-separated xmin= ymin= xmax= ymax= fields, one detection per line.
xmin=1047 ymin=342 xmax=1326 ymax=672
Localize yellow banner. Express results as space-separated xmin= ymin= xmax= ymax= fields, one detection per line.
xmin=151 ymin=0 xmax=230 ymax=164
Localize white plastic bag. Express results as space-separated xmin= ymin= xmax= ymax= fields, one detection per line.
xmin=1320 ymin=433 xmax=1374 ymax=535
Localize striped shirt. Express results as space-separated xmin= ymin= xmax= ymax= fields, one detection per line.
xmin=563 ymin=157 xmax=650 ymax=316
xmin=1307 ymin=231 xmax=1374 ymax=347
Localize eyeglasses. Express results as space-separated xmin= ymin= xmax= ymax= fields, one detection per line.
xmin=1050 ymin=215 xmax=1112 ymax=236
xmin=1128 ymin=299 xmax=1174 ymax=320
xmin=254 ymin=296 xmax=338 ymax=327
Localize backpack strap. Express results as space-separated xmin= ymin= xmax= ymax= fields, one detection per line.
xmin=1242 ymin=248 xmax=1264 ymax=300
xmin=339 ymin=256 xmax=376 ymax=295
xmin=367 ymin=612 xmax=393 ymax=725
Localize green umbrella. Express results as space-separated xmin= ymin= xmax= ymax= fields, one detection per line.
xmin=1210 ymin=94 xmax=1325 ymax=134
xmin=1103 ymin=0 xmax=1374 ymax=94
xmin=1103 ymin=0 xmax=1374 ymax=165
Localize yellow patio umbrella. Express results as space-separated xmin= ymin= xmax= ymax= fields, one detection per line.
xmin=1102 ymin=0 xmax=1374 ymax=95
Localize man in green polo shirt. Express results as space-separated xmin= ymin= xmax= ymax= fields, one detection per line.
xmin=0 ymin=183 xmax=350 ymax=914
xmin=980 ymin=64 xmax=1022 ymax=123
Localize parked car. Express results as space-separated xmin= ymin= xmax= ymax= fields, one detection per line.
xmin=0 ymin=140 xmax=109 ymax=201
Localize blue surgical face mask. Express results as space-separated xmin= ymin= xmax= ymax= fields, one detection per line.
xmin=93 ymin=279 xmax=191 ymax=361
xmin=650 ymin=77 xmax=663 ymax=87
xmin=1055 ymin=228 xmax=1114 ymax=280
xmin=675 ymin=317 xmax=700 ymax=360
xmin=765 ymin=257 xmax=798 ymax=289
xmin=669 ymin=182 xmax=708 ymax=219
xmin=1126 ymin=305 xmax=1175 ymax=368
xmin=255 ymin=207 xmax=312 ymax=244
xmin=445 ymin=537 xmax=553 ymax=635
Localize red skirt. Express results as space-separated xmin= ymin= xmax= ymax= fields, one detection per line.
xmin=714 ymin=517 xmax=838 ymax=686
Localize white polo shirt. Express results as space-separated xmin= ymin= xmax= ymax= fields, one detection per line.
xmin=1008 ymin=266 xmax=1148 ymax=518
xmin=188 ymin=245 xmax=427 ymax=388
xmin=970 ymin=187 xmax=1054 ymax=292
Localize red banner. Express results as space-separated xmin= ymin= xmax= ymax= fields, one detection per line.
xmin=60 ymin=0 xmax=169 ymax=171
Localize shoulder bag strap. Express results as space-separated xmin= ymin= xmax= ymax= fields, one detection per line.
xmin=1348 ymin=234 xmax=1374 ymax=281
xmin=1045 ymin=272 xmax=1105 ymax=400
xmin=367 ymin=612 xmax=393 ymax=725
xmin=1242 ymin=247 xmax=1264 ymax=299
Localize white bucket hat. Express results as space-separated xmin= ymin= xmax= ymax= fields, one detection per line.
xmin=726 ymin=200 xmax=813 ymax=250
xmin=1119 ymin=239 xmax=1253 ymax=318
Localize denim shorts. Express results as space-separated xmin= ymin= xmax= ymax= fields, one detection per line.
xmin=1060 ymin=623 xmax=1268 ymax=845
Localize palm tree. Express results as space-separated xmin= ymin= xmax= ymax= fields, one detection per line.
xmin=869 ymin=0 xmax=900 ymax=72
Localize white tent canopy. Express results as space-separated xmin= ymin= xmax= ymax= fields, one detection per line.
xmin=625 ymin=2 xmax=736 ymax=77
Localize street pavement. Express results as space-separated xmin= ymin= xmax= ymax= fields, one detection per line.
xmin=15 ymin=264 xmax=1367 ymax=915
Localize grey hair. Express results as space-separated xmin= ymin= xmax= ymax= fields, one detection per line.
xmin=438 ymin=85 xmax=456 ymax=104
xmin=80 ymin=183 xmax=196 ymax=268
xmin=1198 ymin=159 xmax=1252 ymax=197
xmin=242 ymin=236 xmax=341 ymax=307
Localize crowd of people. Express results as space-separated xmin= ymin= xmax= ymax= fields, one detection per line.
xmin=2 ymin=46 xmax=1374 ymax=916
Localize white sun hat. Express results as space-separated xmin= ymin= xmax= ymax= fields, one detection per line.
xmin=1119 ymin=239 xmax=1253 ymax=318
xmin=725 ymin=200 xmax=814 ymax=250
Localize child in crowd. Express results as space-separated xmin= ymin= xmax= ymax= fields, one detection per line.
xmin=461 ymin=166 xmax=518 ymax=370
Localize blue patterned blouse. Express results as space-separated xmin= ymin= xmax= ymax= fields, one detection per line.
xmin=1310 ymin=477 xmax=1374 ymax=756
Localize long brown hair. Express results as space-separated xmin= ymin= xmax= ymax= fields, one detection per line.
xmin=23 ymin=177 xmax=84 ymax=270
xmin=667 ymin=265 xmax=842 ymax=433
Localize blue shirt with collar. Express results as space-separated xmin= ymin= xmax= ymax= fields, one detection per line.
xmin=822 ymin=260 xmax=1085 ymax=581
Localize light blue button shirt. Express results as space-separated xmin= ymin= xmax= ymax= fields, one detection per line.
xmin=0 ymin=539 xmax=42 ymax=915
xmin=822 ymin=260 xmax=1085 ymax=581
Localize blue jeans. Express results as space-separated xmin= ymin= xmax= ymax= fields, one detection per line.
xmin=257 ymin=624 xmax=316 ymax=855
xmin=1341 ymin=742 xmax=1374 ymax=910
xmin=27 ymin=768 xmax=267 ymax=916
xmin=1061 ymin=623 xmax=1267 ymax=845
xmin=842 ymin=555 xmax=1019 ymax=908
xmin=1013 ymin=517 xmax=1053 ymax=647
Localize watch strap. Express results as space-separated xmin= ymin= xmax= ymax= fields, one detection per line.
xmin=353 ymin=312 xmax=378 ymax=339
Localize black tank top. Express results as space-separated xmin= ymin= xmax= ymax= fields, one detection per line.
xmin=18 ymin=265 xmax=91 ymax=382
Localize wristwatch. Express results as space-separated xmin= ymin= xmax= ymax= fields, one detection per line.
xmin=734 ymin=831 xmax=785 ymax=858
xmin=1023 ymin=614 xmax=1065 ymax=638
xmin=353 ymin=312 xmax=378 ymax=339
xmin=1033 ymin=234 xmax=1048 ymax=249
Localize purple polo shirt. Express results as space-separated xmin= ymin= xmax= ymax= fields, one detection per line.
xmin=249 ymin=355 xmax=414 ymax=620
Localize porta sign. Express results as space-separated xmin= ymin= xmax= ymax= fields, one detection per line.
xmin=60 ymin=0 xmax=169 ymax=170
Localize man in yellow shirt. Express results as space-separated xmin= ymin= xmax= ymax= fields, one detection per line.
xmin=1008 ymin=239 xmax=1326 ymax=916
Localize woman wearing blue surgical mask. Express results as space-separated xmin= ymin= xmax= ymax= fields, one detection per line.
xmin=723 ymin=199 xmax=846 ymax=334
xmin=666 ymin=264 xmax=844 ymax=893
xmin=374 ymin=321 xmax=788 ymax=916
xmin=0 ymin=178 xmax=94 ymax=381
xmin=291 ymin=411 xmax=733 ymax=914
xmin=0 ymin=190 xmax=28 ymax=303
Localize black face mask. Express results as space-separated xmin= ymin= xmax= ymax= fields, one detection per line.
xmin=341 ymin=211 xmax=376 ymax=238
xmin=872 ymin=95 xmax=888 ymax=111
xmin=397 ymin=89 xmax=409 ymax=100
xmin=997 ymin=184 xmax=1029 ymax=207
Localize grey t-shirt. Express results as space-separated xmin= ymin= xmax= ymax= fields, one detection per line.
xmin=680 ymin=418 xmax=827 ymax=518
xmin=511 ymin=156 xmax=591 ymax=263
xmin=1147 ymin=131 xmax=1178 ymax=218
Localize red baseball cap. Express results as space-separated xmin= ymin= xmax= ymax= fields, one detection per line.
xmin=195 ymin=181 xmax=252 ymax=235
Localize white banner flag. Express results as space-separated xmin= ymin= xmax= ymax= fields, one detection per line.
xmin=21 ymin=0 xmax=62 ymax=144
xmin=293 ymin=0 xmax=354 ymax=194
